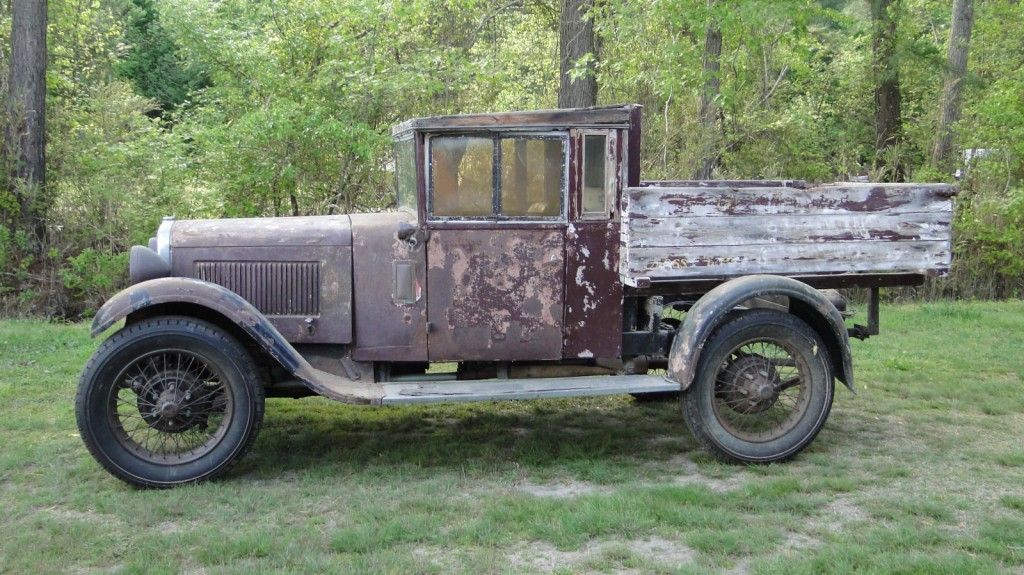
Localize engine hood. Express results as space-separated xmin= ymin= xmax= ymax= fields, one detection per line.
xmin=170 ymin=215 xmax=352 ymax=248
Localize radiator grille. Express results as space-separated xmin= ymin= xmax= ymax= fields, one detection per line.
xmin=194 ymin=261 xmax=320 ymax=316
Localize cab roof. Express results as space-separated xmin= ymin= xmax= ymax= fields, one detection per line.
xmin=391 ymin=104 xmax=640 ymax=137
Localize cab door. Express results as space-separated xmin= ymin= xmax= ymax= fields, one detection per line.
xmin=424 ymin=133 xmax=568 ymax=361
xmin=562 ymin=129 xmax=624 ymax=359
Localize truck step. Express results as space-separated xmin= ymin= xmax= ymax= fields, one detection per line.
xmin=379 ymin=374 xmax=680 ymax=405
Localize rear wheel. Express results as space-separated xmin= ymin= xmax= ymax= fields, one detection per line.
xmin=76 ymin=316 xmax=264 ymax=487
xmin=681 ymin=309 xmax=834 ymax=463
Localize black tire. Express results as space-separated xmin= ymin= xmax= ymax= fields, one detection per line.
xmin=76 ymin=316 xmax=265 ymax=488
xmin=681 ymin=309 xmax=834 ymax=463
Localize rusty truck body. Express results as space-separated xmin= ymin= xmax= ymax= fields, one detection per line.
xmin=75 ymin=105 xmax=955 ymax=487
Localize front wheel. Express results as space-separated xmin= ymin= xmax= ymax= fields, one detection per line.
xmin=681 ymin=309 xmax=834 ymax=463
xmin=76 ymin=316 xmax=265 ymax=487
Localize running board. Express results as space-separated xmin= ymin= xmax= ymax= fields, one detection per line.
xmin=379 ymin=375 xmax=680 ymax=406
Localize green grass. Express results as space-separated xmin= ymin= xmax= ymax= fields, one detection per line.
xmin=1 ymin=301 xmax=1023 ymax=574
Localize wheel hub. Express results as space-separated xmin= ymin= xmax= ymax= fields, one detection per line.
xmin=136 ymin=372 xmax=204 ymax=433
xmin=721 ymin=355 xmax=781 ymax=414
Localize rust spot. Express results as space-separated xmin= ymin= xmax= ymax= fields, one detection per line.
xmin=426 ymin=228 xmax=564 ymax=361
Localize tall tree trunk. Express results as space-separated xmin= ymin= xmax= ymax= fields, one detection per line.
xmin=7 ymin=0 xmax=48 ymax=245
xmin=693 ymin=2 xmax=722 ymax=180
xmin=558 ymin=0 xmax=598 ymax=109
xmin=931 ymin=0 xmax=974 ymax=173
xmin=870 ymin=0 xmax=903 ymax=181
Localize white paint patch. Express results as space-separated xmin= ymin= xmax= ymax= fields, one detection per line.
xmin=577 ymin=349 xmax=594 ymax=358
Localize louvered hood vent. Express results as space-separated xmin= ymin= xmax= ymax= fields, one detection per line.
xmin=194 ymin=261 xmax=320 ymax=316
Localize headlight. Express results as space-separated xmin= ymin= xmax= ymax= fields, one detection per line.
xmin=156 ymin=216 xmax=174 ymax=262
xmin=128 ymin=217 xmax=174 ymax=284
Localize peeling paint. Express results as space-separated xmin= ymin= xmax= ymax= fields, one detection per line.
xmin=427 ymin=228 xmax=564 ymax=361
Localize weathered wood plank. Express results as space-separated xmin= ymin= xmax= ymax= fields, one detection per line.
xmin=626 ymin=183 xmax=955 ymax=218
xmin=626 ymin=212 xmax=951 ymax=248
xmin=639 ymin=179 xmax=808 ymax=189
xmin=625 ymin=241 xmax=951 ymax=278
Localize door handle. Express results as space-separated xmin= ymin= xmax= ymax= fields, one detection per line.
xmin=397 ymin=221 xmax=417 ymax=241
xmin=397 ymin=222 xmax=429 ymax=248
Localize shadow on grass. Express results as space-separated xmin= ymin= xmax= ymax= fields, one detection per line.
xmin=240 ymin=396 xmax=701 ymax=481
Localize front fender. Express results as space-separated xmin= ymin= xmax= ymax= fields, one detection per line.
xmin=92 ymin=277 xmax=305 ymax=373
xmin=667 ymin=275 xmax=855 ymax=393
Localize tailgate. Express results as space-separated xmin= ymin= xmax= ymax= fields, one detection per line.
xmin=621 ymin=181 xmax=956 ymax=286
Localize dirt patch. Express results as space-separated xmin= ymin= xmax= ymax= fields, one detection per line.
xmin=627 ymin=536 xmax=697 ymax=565
xmin=725 ymin=558 xmax=751 ymax=575
xmin=411 ymin=545 xmax=451 ymax=568
xmin=664 ymin=455 xmax=748 ymax=492
xmin=825 ymin=496 xmax=869 ymax=523
xmin=647 ymin=435 xmax=686 ymax=447
xmin=517 ymin=479 xmax=607 ymax=498
xmin=508 ymin=536 xmax=696 ymax=573
xmin=156 ymin=520 xmax=193 ymax=534
xmin=44 ymin=506 xmax=122 ymax=527
xmin=804 ymin=495 xmax=870 ymax=534
xmin=783 ymin=531 xmax=820 ymax=551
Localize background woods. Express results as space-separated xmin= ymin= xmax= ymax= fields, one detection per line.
xmin=0 ymin=0 xmax=1022 ymax=317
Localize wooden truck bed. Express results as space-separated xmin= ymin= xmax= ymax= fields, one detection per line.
xmin=620 ymin=181 xmax=956 ymax=287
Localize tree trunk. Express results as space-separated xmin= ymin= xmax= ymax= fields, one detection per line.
xmin=870 ymin=0 xmax=903 ymax=181
xmin=931 ymin=0 xmax=974 ymax=173
xmin=693 ymin=3 xmax=722 ymax=180
xmin=7 ymin=0 xmax=48 ymax=244
xmin=558 ymin=0 xmax=598 ymax=109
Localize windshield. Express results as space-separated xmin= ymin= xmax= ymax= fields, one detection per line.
xmin=394 ymin=137 xmax=416 ymax=212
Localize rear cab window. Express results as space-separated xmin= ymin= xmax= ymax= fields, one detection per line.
xmin=580 ymin=131 xmax=616 ymax=221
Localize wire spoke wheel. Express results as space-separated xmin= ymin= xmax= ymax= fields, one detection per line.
xmin=680 ymin=309 xmax=834 ymax=464
xmin=109 ymin=349 xmax=233 ymax=464
xmin=711 ymin=339 xmax=811 ymax=443
xmin=77 ymin=317 xmax=264 ymax=487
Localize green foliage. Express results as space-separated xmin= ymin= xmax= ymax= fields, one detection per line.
xmin=60 ymin=248 xmax=128 ymax=315
xmin=1 ymin=0 xmax=1023 ymax=315
xmin=114 ymin=0 xmax=208 ymax=115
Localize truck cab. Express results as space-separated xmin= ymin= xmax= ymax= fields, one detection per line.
xmin=387 ymin=105 xmax=639 ymax=365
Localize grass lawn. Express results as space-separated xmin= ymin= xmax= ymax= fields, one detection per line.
xmin=1 ymin=301 xmax=1023 ymax=574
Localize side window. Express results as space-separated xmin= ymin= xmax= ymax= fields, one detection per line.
xmin=393 ymin=137 xmax=417 ymax=212
xmin=430 ymin=136 xmax=493 ymax=217
xmin=581 ymin=133 xmax=612 ymax=220
xmin=500 ymin=138 xmax=562 ymax=217
xmin=429 ymin=134 xmax=565 ymax=220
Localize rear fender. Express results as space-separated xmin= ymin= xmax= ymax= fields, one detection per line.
xmin=667 ymin=275 xmax=855 ymax=393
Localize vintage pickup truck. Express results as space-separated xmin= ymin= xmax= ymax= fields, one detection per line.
xmin=76 ymin=105 xmax=955 ymax=487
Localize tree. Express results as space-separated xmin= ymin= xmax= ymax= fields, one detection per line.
xmin=6 ymin=0 xmax=48 ymax=245
xmin=869 ymin=0 xmax=903 ymax=181
xmin=558 ymin=0 xmax=598 ymax=108
xmin=115 ymin=0 xmax=208 ymax=117
xmin=931 ymin=0 xmax=974 ymax=173
xmin=693 ymin=0 xmax=722 ymax=180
